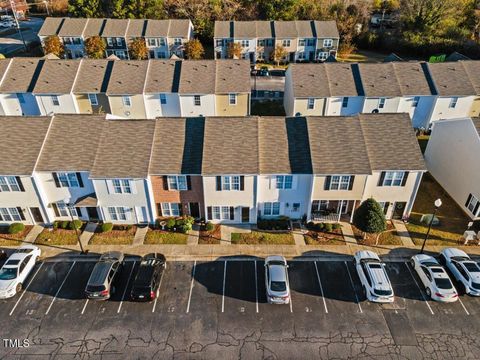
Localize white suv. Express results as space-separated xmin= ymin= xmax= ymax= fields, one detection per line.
xmin=354 ymin=251 xmax=394 ymax=303
xmin=440 ymin=248 xmax=480 ymax=296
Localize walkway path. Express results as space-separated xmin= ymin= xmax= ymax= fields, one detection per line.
xmin=220 ymin=224 xmax=251 ymax=245
xmin=392 ymin=220 xmax=415 ymax=247
xmin=79 ymin=222 xmax=97 ymax=248
xmin=293 ymin=231 xmax=305 ymax=246
xmin=24 ymin=225 xmax=43 ymax=243
xmin=133 ymin=226 xmax=149 ymax=245
xmin=340 ymin=222 xmax=358 ymax=245
xmin=187 ymin=225 xmax=199 ymax=245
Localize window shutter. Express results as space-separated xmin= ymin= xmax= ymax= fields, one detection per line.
xmin=163 ymin=176 xmax=169 ymax=190
xmin=401 ymin=171 xmax=409 ymax=187
xmin=17 ymin=207 xmax=26 ymax=221
xmin=465 ymin=194 xmax=473 ymax=207
xmin=474 ymin=202 xmax=480 ymax=216
xmin=240 ymin=176 xmax=245 ymax=191
xmin=207 ymin=206 xmax=212 ymax=220
xmin=157 ymin=204 xmax=163 ymax=216
xmin=216 ymin=176 xmax=222 ymax=191
xmin=178 ymin=203 xmax=183 ymax=216
xmin=230 ymin=206 xmax=235 ymax=220
xmin=52 ymin=203 xmax=60 ymax=217
xmin=383 ymin=202 xmax=390 ymax=215
xmin=15 ymin=176 xmax=25 ymax=192
xmin=186 ymin=176 xmax=192 ymax=190
xmin=348 ymin=176 xmax=355 ymax=191
xmin=0 ymin=212 xmax=2 ymax=220
xmin=324 ymin=176 xmax=331 ymax=190
xmin=52 ymin=172 xmax=60 ymax=187
xmin=76 ymin=172 xmax=84 ymax=187
xmin=377 ymin=172 xmax=386 ymax=186
xmin=76 ymin=207 xmax=82 ymax=217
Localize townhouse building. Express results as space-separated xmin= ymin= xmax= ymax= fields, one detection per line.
xmin=38 ymin=17 xmax=194 ymax=60
xmin=0 ymin=113 xmax=425 ymax=226
xmin=214 ymin=20 xmax=339 ymax=63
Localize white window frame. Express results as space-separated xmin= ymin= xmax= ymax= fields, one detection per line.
xmin=167 ymin=175 xmax=188 ymax=191
xmin=412 ymin=96 xmax=420 ymax=108
xmin=323 ymin=39 xmax=333 ymax=48
xmin=88 ymin=93 xmax=98 ymax=106
xmin=108 ymin=206 xmax=128 ymax=221
xmin=467 ymin=195 xmax=479 ymax=215
xmin=299 ymin=39 xmax=306 ymax=46
xmin=51 ymin=95 xmax=60 ymax=106
xmin=147 ymin=38 xmax=157 ymax=47
xmin=122 ymin=95 xmax=131 ymax=107
xmin=115 ymin=37 xmax=123 ymax=46
xmin=264 ymin=202 xmax=280 ymax=216
xmin=0 ymin=207 xmax=21 ymax=222
xmin=174 ymin=38 xmax=182 ymax=46
xmin=282 ymin=39 xmax=291 ymax=47
xmin=161 ymin=202 xmax=180 ymax=217
xmin=194 ymin=95 xmax=201 ymax=106
xmin=298 ymin=52 xmax=305 ymax=60
xmin=229 ymin=93 xmax=237 ymax=105
xmin=56 ymin=172 xmax=80 ymax=188
xmin=307 ymin=98 xmax=315 ymax=110
xmin=112 ymin=179 xmax=132 ymax=194
xmin=221 ymin=176 xmax=240 ymax=191
xmin=329 ymin=175 xmax=351 ymax=190
xmin=159 ymin=93 xmax=167 ymax=105
xmin=107 ymin=38 xmax=113 ymax=47
xmin=0 ymin=176 xmax=20 ymax=192
xmin=275 ymin=175 xmax=293 ymax=190
xmin=212 ymin=206 xmax=221 ymax=220
xmin=241 ymin=40 xmax=249 ymax=47
xmin=382 ymin=171 xmax=405 ymax=187
xmin=378 ymin=98 xmax=386 ymax=109
xmin=342 ymin=97 xmax=349 ymax=108
xmin=318 ymin=52 xmax=328 ymax=61
xmin=449 ymin=97 xmax=458 ymax=109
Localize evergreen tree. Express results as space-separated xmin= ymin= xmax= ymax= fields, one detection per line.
xmin=352 ymin=198 xmax=387 ymax=244
xmin=68 ymin=0 xmax=103 ymax=18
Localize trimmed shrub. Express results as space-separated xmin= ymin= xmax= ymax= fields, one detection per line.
xmin=257 ymin=219 xmax=290 ymax=230
xmin=177 ymin=216 xmax=194 ymax=233
xmin=101 ymin=222 xmax=113 ymax=233
xmin=306 ymin=221 xmax=315 ymax=230
xmin=126 ymin=224 xmax=133 ymax=231
xmin=69 ymin=219 xmax=83 ymax=230
xmin=53 ymin=221 xmax=59 ymax=230
xmin=314 ymin=223 xmax=324 ymax=232
xmin=324 ymin=223 xmax=333 ymax=233
xmin=8 ymin=222 xmax=25 ymax=234
xmin=332 ymin=223 xmax=342 ymax=231
xmin=205 ymin=222 xmax=214 ymax=231
xmin=166 ymin=218 xmax=176 ymax=230
xmin=60 ymin=221 xmax=69 ymax=229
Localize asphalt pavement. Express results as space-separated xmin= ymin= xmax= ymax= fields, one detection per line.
xmin=0 ymin=17 xmax=43 ymax=55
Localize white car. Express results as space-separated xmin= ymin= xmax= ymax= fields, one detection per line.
xmin=410 ymin=254 xmax=458 ymax=302
xmin=265 ymin=255 xmax=290 ymax=304
xmin=0 ymin=245 xmax=41 ymax=299
xmin=354 ymin=250 xmax=394 ymax=303
xmin=439 ymin=248 xmax=480 ymax=296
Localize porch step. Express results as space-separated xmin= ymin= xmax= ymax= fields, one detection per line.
xmin=80 ymin=222 xmax=97 ymax=248
xmin=25 ymin=225 xmax=44 ymax=243
xmin=133 ymin=226 xmax=149 ymax=245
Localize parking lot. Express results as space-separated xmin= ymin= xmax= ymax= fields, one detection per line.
xmin=2 ymin=256 xmax=480 ymax=359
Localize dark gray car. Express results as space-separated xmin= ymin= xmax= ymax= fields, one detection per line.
xmin=85 ymin=251 xmax=124 ymax=300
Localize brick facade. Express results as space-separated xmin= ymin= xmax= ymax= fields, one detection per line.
xmin=150 ymin=175 xmax=205 ymax=218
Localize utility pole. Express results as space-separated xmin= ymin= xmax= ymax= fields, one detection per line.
xmin=43 ymin=0 xmax=50 ymax=16
xmin=9 ymin=0 xmax=27 ymax=52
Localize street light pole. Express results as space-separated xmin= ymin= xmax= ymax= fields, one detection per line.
xmin=420 ymin=198 xmax=442 ymax=254
xmin=65 ymin=199 xmax=86 ymax=254
xmin=43 ymin=1 xmax=50 ymax=16
xmin=9 ymin=0 xmax=27 ymax=52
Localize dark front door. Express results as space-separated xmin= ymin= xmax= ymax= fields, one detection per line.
xmin=289 ymin=52 xmax=295 ymax=62
xmin=241 ymin=207 xmax=250 ymax=223
xmin=30 ymin=207 xmax=44 ymax=223
xmin=249 ymin=52 xmax=255 ymax=63
xmin=392 ymin=202 xmax=407 ymax=220
xmin=86 ymin=207 xmax=99 ymax=221
xmin=189 ymin=202 xmax=200 ymax=219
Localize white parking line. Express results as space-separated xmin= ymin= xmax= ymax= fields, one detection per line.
xmin=458 ymin=297 xmax=470 ymax=315
xmin=9 ymin=262 xmax=44 ymax=316
xmin=186 ymin=260 xmax=196 ymax=313
xmin=117 ymin=262 xmax=136 ymax=313
xmin=404 ymin=262 xmax=434 ymax=315
xmin=314 ymin=261 xmax=328 ymax=314
xmin=222 ymin=260 xmax=227 ymax=313
xmin=152 ymin=269 xmax=165 ymax=313
xmin=45 ymin=261 xmax=76 ymax=315
xmin=254 ymin=261 xmax=259 ymax=313
xmin=289 ymin=292 xmax=293 ymax=313
xmin=344 ymin=261 xmax=363 ymax=314
xmin=81 ymin=299 xmax=89 ymax=314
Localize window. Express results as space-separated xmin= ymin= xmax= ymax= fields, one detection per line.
xmin=466 ymin=195 xmax=479 ymax=215
xmin=112 ymin=179 xmax=132 ymax=194
xmin=307 ymin=39 xmax=315 ymax=46
xmin=107 ymin=38 xmax=113 ymax=47
xmin=221 ymin=206 xmax=230 ymax=220
xmin=216 ymin=39 xmax=223 ymax=47
xmin=329 ymin=175 xmax=351 ymax=190
xmin=17 ymin=93 xmax=25 ymax=104
xmin=64 ymin=37 xmax=72 ymax=45
xmin=258 ymin=52 xmax=264 ymax=60
xmin=318 ymin=52 xmax=328 ymax=61
xmin=298 ymin=52 xmax=305 ymax=60
xmin=292 ymin=203 xmax=300 ymax=211
xmin=342 ymin=97 xmax=349 ymax=108
xmin=299 ymin=39 xmax=306 ymax=46
xmin=0 ymin=208 xmax=21 ymax=222
xmin=449 ymin=97 xmax=458 ymax=108
xmin=88 ymin=93 xmax=98 ymax=106
xmin=307 ymin=98 xmax=315 ymax=110
xmin=161 ymin=203 xmax=180 ymax=217
xmin=158 ymin=51 xmax=166 ymax=59
xmin=159 ymin=93 xmax=167 ymax=105
xmin=159 ymin=38 xmax=166 ymax=46
xmin=229 ymin=93 xmax=237 ymax=105
xmin=222 ymin=176 xmax=240 ymax=191
xmin=258 ymin=39 xmax=265 ymax=47
xmin=172 ymin=38 xmax=181 ymax=46
xmin=378 ymin=98 xmax=386 ymax=109
xmin=56 ymin=201 xmax=69 ymax=217
xmin=115 ymin=37 xmax=123 ymax=46
xmin=212 ymin=206 xmax=221 ymax=220
xmin=122 ymin=96 xmax=131 ymax=107
xmin=73 ymin=37 xmax=81 ymax=45
xmin=275 ymin=175 xmax=293 ymax=189
xmin=108 ymin=206 xmax=128 ymax=221
xmin=56 ymin=172 xmax=80 ymax=188
xmin=323 ymin=39 xmax=333 ymax=48
xmin=412 ymin=96 xmax=420 ymax=108
xmin=282 ymin=39 xmax=291 ymax=47
xmin=194 ymin=95 xmax=201 ymax=106
xmin=115 ymin=51 xmax=127 ymax=59
xmin=382 ymin=171 xmax=405 ymax=186
xmin=241 ymin=40 xmax=249 ymax=47
xmin=148 ymin=38 xmax=156 ymax=47
xmin=0 ymin=176 xmax=20 ymax=192
xmin=167 ymin=175 xmax=188 ymax=191
xmin=51 ymin=95 xmax=60 ymax=106
xmin=264 ymin=202 xmax=280 ymax=216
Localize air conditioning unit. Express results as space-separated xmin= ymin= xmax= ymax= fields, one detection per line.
xmin=371 ymin=109 xmax=379 ymax=114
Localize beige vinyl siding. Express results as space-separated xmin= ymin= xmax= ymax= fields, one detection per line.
xmin=75 ymin=94 xmax=111 ymax=114
xmin=469 ymin=96 xmax=480 ymax=117
xmin=215 ymin=93 xmax=249 ymax=116
xmin=312 ymin=175 xmax=367 ymax=200
xmin=294 ymin=98 xmax=326 ymax=116
xmin=108 ymin=94 xmax=147 ymax=119
xmin=275 ymin=38 xmax=298 ymax=53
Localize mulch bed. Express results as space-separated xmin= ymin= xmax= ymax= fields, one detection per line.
xmin=199 ymin=224 xmax=222 ymax=244
xmin=0 ymin=225 xmax=33 ymax=245
xmin=89 ymin=225 xmax=136 ymax=245
xmin=352 ymin=222 xmax=402 ymax=246
xmin=35 ymin=228 xmax=80 ymax=246
xmin=304 ymin=228 xmax=345 ymax=245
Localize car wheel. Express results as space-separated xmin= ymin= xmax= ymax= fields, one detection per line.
xmin=16 ymin=283 xmax=22 ymax=293
xmin=425 ymin=287 xmax=431 ymax=297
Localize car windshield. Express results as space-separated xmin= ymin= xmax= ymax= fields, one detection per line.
xmin=0 ymin=268 xmax=17 ymax=280
xmin=464 ymin=262 xmax=480 ymax=273
xmin=86 ymin=285 xmax=106 ymax=293
xmin=435 ymin=278 xmax=453 ymax=290
xmin=374 ymin=288 xmax=393 ymax=296
xmin=270 ymin=281 xmax=286 ymax=292
xmin=430 ymin=268 xmax=444 ymax=273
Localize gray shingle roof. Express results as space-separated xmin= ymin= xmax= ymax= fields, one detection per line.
xmin=150 ymin=118 xmax=205 ymax=175
xmin=179 ymin=60 xmax=216 ymax=94
xmin=0 ymin=116 xmax=52 ymax=175
xmin=126 ymin=19 xmax=146 ymax=38
xmin=90 ymin=120 xmax=156 ymax=178
xmin=215 ymin=60 xmax=251 ymax=93
xmin=73 ymin=59 xmax=112 ymax=93
xmin=167 ymin=19 xmax=191 ymax=38
xmin=33 ymin=60 xmax=81 ymax=94
xmin=256 ymin=21 xmax=274 ymax=38
xmin=232 ymin=21 xmax=257 ymax=38
xmin=0 ymin=59 xmax=12 ymax=85
xmin=144 ymin=19 xmax=170 ymax=37
xmin=38 ymin=17 xmax=64 ymax=37
xmin=461 ymin=61 xmax=480 ymax=94
xmin=144 ymin=60 xmax=179 ymax=94
xmin=358 ymin=63 xmax=403 ymax=97
xmin=0 ymin=58 xmax=42 ymax=93
xmin=101 ymin=19 xmax=129 ymax=37
xmin=83 ymin=18 xmax=106 ymax=38
xmin=202 ymin=117 xmax=259 ymax=175
xmin=359 ymin=113 xmax=425 ymax=171
xmin=314 ymin=20 xmax=339 ymax=38
xmin=106 ymin=60 xmax=148 ymax=95
xmin=58 ymin=18 xmax=88 ymax=37
xmin=427 ymin=62 xmax=477 ymax=96
xmin=472 ymin=117 xmax=480 ymax=137
xmin=295 ymin=21 xmax=315 ymax=37
xmin=307 ymin=116 xmax=372 ymax=175
xmin=274 ymin=21 xmax=297 ymax=38
xmin=36 ymin=115 xmax=105 ymax=172
xmin=392 ymin=62 xmax=434 ymax=96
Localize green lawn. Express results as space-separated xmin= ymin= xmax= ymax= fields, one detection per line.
xmin=144 ymin=230 xmax=188 ymax=244
xmin=406 ymin=173 xmax=474 ymax=246
xmin=35 ymin=229 xmax=79 ymax=246
xmin=231 ymin=231 xmax=294 ymax=245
